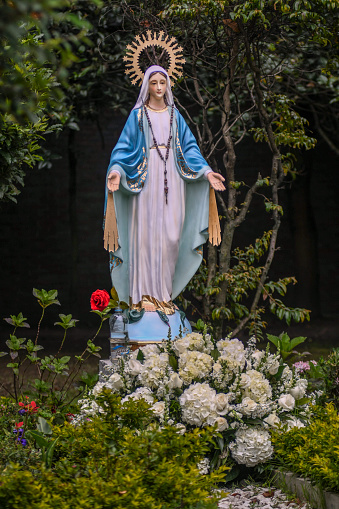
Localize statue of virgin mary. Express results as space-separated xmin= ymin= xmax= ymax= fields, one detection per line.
xmin=103 ymin=64 xmax=225 ymax=341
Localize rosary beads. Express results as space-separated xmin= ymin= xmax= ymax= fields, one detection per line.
xmin=144 ymin=103 xmax=174 ymax=204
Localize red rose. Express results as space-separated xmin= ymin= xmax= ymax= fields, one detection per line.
xmin=90 ymin=289 xmax=110 ymax=311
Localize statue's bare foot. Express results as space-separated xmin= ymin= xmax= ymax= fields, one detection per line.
xmin=143 ymin=302 xmax=156 ymax=312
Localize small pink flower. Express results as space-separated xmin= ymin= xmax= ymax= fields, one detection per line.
xmin=293 ymin=361 xmax=310 ymax=373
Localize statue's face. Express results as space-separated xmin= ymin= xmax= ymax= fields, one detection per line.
xmin=148 ymin=73 xmax=167 ymax=102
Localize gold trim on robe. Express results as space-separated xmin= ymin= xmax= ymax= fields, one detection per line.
xmin=130 ymin=295 xmax=177 ymax=315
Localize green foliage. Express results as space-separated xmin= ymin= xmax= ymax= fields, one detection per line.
xmin=0 ymin=108 xmax=61 ymax=202
xmin=0 ymin=393 xmax=227 ymax=508
xmin=0 ymin=0 xmax=100 ymax=120
xmin=267 ymin=332 xmax=307 ymax=362
xmin=0 ymin=397 xmax=42 ymax=470
xmin=272 ymin=404 xmax=339 ymax=492
xmin=180 ymin=232 xmax=310 ymax=337
xmin=252 ymin=94 xmax=317 ymax=150
xmin=0 ymin=0 xmax=102 ymax=202
xmin=109 ymin=286 xmax=129 ymax=310
xmin=2 ymin=288 xmax=105 ymax=411
xmin=33 ymin=288 xmax=61 ymax=308
xmin=318 ymin=348 xmax=339 ymax=410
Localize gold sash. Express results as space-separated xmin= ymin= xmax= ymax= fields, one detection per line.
xmin=208 ymin=187 xmax=221 ymax=246
xmin=103 ymin=192 xmax=119 ymax=252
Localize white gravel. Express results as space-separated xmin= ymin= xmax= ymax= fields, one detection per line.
xmin=218 ymin=485 xmax=310 ymax=509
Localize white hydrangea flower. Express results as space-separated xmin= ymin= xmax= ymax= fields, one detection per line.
xmin=240 ymin=370 xmax=272 ymax=403
xmin=122 ymin=387 xmax=154 ymax=405
xmin=216 ymin=338 xmax=246 ymax=372
xmin=178 ymin=350 xmax=213 ymax=384
xmin=168 ymin=372 xmax=183 ymax=390
xmin=138 ymin=352 xmax=170 ymax=389
xmin=172 ymin=336 xmax=191 ymax=355
xmin=173 ymin=332 xmax=213 ymax=355
xmin=179 ymin=383 xmax=218 ymax=427
xmin=144 ymin=344 xmax=162 ymax=357
xmin=229 ymin=427 xmax=274 ymax=467
xmin=278 ymin=393 xmax=295 ymax=411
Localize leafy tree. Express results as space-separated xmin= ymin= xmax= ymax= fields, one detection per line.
xmin=0 ymin=0 xmax=100 ymax=202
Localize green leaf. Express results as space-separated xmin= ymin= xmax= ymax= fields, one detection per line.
xmin=266 ymin=334 xmax=280 ymax=348
xmin=289 ymin=336 xmax=307 ymax=349
xmin=4 ymin=312 xmax=30 ymax=328
xmin=111 ymin=287 xmax=119 ymax=301
xmin=137 ymin=349 xmax=145 ymax=362
xmin=33 ymin=288 xmax=60 ymax=308
xmin=210 ymin=348 xmax=221 ymax=362
xmin=274 ymin=364 xmax=285 ymax=381
xmin=224 ymin=465 xmax=241 ymax=483
xmin=169 ymin=354 xmax=178 ymax=372
xmin=54 ymin=313 xmax=79 ymax=329
xmin=37 ymin=416 xmax=52 ymax=435
xmin=26 ymin=339 xmax=44 ymax=353
xmin=45 ymin=436 xmax=60 ymax=468
xmin=26 ymin=430 xmax=49 ymax=449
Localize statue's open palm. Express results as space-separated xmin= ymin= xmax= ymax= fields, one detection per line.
xmin=207 ymin=172 xmax=226 ymax=191
xmin=107 ymin=172 xmax=121 ymax=193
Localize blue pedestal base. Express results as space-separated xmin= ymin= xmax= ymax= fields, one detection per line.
xmin=127 ymin=310 xmax=191 ymax=342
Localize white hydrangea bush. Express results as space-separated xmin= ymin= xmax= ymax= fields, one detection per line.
xmin=77 ymin=333 xmax=313 ymax=469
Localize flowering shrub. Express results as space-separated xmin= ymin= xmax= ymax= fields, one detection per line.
xmin=0 ymin=393 xmax=227 ymax=509
xmin=77 ymin=333 xmax=313 ymax=471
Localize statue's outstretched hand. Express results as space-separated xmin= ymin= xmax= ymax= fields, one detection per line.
xmin=207 ymin=172 xmax=226 ymax=191
xmin=107 ymin=172 xmax=121 ymax=193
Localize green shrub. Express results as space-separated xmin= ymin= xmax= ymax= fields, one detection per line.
xmin=0 ymin=392 xmax=227 ymax=508
xmin=271 ymin=404 xmax=339 ymax=492
xmin=319 ymin=349 xmax=339 ymax=410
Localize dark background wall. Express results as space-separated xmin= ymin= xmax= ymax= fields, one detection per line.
xmin=1 ymin=113 xmax=338 ymax=339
